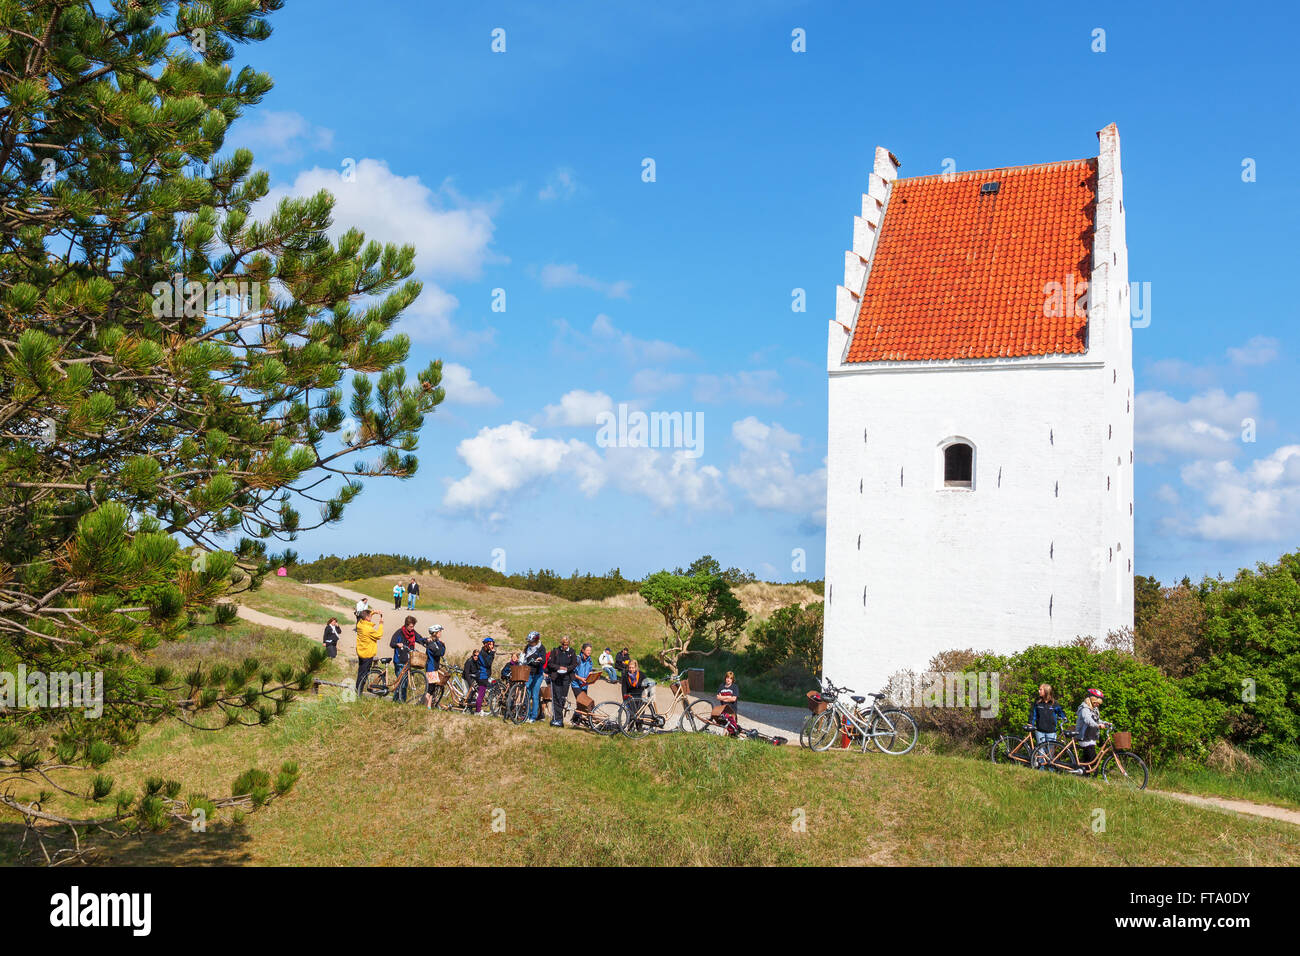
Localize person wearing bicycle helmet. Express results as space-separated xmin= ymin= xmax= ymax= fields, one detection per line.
xmin=416 ymin=624 xmax=446 ymax=708
xmin=1076 ymin=688 xmax=1104 ymax=768
xmin=521 ymin=631 xmax=546 ymax=723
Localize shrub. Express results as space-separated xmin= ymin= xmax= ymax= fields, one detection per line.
xmin=748 ymin=601 xmax=823 ymax=675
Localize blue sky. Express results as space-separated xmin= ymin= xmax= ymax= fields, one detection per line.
xmin=224 ymin=1 xmax=1299 ymax=585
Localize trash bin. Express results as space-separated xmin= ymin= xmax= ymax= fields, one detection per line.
xmin=687 ymin=668 xmax=705 ymax=692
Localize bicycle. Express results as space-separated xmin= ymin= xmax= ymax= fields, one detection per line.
xmin=1030 ymin=723 xmax=1148 ymax=790
xmin=805 ymin=679 xmax=918 ymax=755
xmin=620 ymin=672 xmax=714 ymax=739
xmin=991 ymin=716 xmax=1069 ymax=766
xmin=358 ymin=656 xmax=426 ymax=705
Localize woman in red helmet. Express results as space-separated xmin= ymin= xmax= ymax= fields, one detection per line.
xmin=1076 ymin=688 xmax=1105 ymax=769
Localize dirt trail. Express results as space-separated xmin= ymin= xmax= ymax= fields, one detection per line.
xmin=1148 ymin=789 xmax=1300 ymax=827
xmin=300 ymin=581 xmax=487 ymax=664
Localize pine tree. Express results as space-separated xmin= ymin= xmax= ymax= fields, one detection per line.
xmin=0 ymin=1 xmax=444 ymax=857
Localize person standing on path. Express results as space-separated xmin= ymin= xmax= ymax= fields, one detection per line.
xmin=571 ymin=643 xmax=595 ymax=725
xmin=322 ymin=618 xmax=341 ymax=659
xmin=415 ymin=624 xmax=446 ymax=708
xmin=546 ymin=636 xmax=578 ymax=727
xmin=522 ymin=631 xmax=546 ymax=723
xmin=354 ymin=596 xmax=370 ymax=623
xmin=354 ymin=609 xmax=384 ymax=694
xmin=392 ymin=581 xmax=404 ymax=610
xmin=407 ymin=578 xmax=419 ymax=610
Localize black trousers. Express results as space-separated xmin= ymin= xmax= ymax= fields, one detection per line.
xmin=551 ymin=678 xmax=571 ymax=722
xmin=324 ymin=643 xmax=337 ymax=659
xmin=355 ymin=656 xmax=374 ymax=694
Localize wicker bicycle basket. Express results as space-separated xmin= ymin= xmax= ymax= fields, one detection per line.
xmin=806 ymin=691 xmax=827 ymax=715
xmin=1111 ymin=731 xmax=1132 ymax=750
xmin=509 ymin=664 xmax=532 ymax=682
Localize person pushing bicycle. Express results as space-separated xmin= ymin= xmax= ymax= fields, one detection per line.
xmin=1076 ymin=688 xmax=1105 ymax=769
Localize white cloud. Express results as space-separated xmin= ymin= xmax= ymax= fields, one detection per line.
xmin=538 ymin=167 xmax=578 ymax=201
xmin=260 ymin=159 xmax=501 ymax=345
xmin=1175 ymin=445 xmax=1300 ymax=542
xmin=541 ymin=389 xmax=614 ymax=426
xmin=1135 ymin=388 xmax=1258 ymax=463
xmin=230 ymin=110 xmax=334 ymax=164
xmin=553 ymin=315 xmax=694 ymax=365
xmin=440 ymin=363 xmax=500 ymax=406
xmin=1227 ymin=335 xmax=1281 ymax=367
xmin=728 ymin=417 xmax=826 ymax=522
xmin=443 ymin=422 xmax=603 ymax=511
xmin=540 ymin=263 xmax=631 ymax=299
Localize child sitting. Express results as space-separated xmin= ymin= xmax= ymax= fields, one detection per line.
xmin=716 ymin=671 xmax=741 ymax=736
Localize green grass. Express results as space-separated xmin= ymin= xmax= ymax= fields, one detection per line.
xmin=7 ymin=689 xmax=1297 ymax=867
xmin=237 ymin=577 xmax=350 ymax=624
xmin=1152 ymin=752 xmax=1300 ymax=811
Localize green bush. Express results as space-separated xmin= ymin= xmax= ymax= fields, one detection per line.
xmin=969 ymin=644 xmax=1222 ymax=764
xmin=748 ymin=601 xmax=823 ymax=675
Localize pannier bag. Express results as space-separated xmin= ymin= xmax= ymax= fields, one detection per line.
xmin=575 ymin=691 xmax=594 ymax=710
xmin=541 ymin=684 xmax=552 ymax=702
xmin=1111 ymin=731 xmax=1132 ymax=751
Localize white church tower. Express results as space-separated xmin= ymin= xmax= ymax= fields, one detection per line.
xmin=823 ymin=124 xmax=1134 ymax=695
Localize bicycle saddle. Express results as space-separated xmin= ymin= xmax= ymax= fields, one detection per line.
xmin=869 ymin=692 xmax=885 ymax=699
xmin=377 ymin=657 xmax=392 ymax=664
xmin=851 ymin=695 xmax=866 ymax=704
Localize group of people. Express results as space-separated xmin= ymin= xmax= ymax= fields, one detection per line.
xmin=1028 ymin=683 xmax=1110 ymax=766
xmin=335 ymin=594 xmax=669 ymax=729
xmin=391 ymin=579 xmax=420 ymax=610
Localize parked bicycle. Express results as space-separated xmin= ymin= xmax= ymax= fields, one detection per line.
xmin=1030 ymin=722 xmax=1148 ymax=790
xmin=358 ymin=656 xmax=426 ymax=705
xmin=621 ymin=672 xmax=714 ymax=739
xmin=804 ymin=679 xmax=918 ymax=755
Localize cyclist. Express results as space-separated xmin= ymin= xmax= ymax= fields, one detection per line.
xmin=469 ymin=637 xmax=496 ymax=716
xmin=571 ymin=643 xmax=595 ymax=726
xmin=354 ymin=609 xmax=383 ymax=694
xmin=1076 ymin=688 xmax=1105 ymax=769
xmin=521 ymin=631 xmax=546 ymax=723
xmin=415 ymin=624 xmax=446 ymax=707
xmin=716 ymin=671 xmax=741 ymax=736
xmin=546 ymin=636 xmax=578 ymax=727
xmin=389 ymin=615 xmax=419 ymax=702
xmin=1029 ymin=683 xmax=1066 ymax=745
xmin=620 ymin=658 xmax=649 ymax=731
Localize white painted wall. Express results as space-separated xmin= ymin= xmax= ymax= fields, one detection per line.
xmin=822 ymin=127 xmax=1133 ymax=695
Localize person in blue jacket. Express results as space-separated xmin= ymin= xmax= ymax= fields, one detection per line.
xmin=472 ymin=637 xmax=496 ymax=715
xmin=415 ymin=624 xmax=446 ymax=708
xmin=570 ymin=642 xmax=595 ymax=725
xmin=1029 ymin=683 xmax=1066 ymax=745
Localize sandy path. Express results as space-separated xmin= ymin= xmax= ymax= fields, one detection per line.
xmin=300 ymin=581 xmax=485 ymax=665
xmin=1148 ymin=789 xmax=1300 ymax=827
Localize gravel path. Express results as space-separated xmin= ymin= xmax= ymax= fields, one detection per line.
xmin=1148 ymin=789 xmax=1300 ymax=827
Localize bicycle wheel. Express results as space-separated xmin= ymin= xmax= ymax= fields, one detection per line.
xmin=869 ymin=709 xmax=918 ymax=755
xmin=679 ymin=699 xmax=715 ymax=734
xmin=807 ymin=711 xmax=840 ymax=751
xmin=506 ymin=683 xmax=528 ymax=724
xmin=486 ymin=683 xmax=504 ymax=717
xmin=403 ymin=670 xmax=425 ymax=706
xmin=1030 ymin=739 xmax=1065 ymax=771
xmin=621 ymin=701 xmax=654 ymax=739
xmin=1100 ymin=750 xmax=1148 ymax=791
xmin=591 ymin=702 xmax=624 ymax=737
xmin=426 ymin=679 xmax=445 ymax=709
xmin=449 ymin=676 xmax=468 ymax=710
xmin=992 ymin=735 xmax=1025 ymax=765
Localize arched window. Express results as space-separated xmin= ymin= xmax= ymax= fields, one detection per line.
xmin=940 ymin=439 xmax=974 ymax=489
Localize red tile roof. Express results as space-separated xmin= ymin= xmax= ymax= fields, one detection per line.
xmin=845 ymin=159 xmax=1097 ymax=363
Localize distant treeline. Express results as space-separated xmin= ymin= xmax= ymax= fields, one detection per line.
xmin=289 ymin=552 xmax=825 ymax=602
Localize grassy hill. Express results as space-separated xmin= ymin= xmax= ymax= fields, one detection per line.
xmin=3 ymin=622 xmax=1296 ymax=866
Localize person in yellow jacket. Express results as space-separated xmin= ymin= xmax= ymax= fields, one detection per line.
xmin=354 ymin=609 xmax=384 ymax=694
